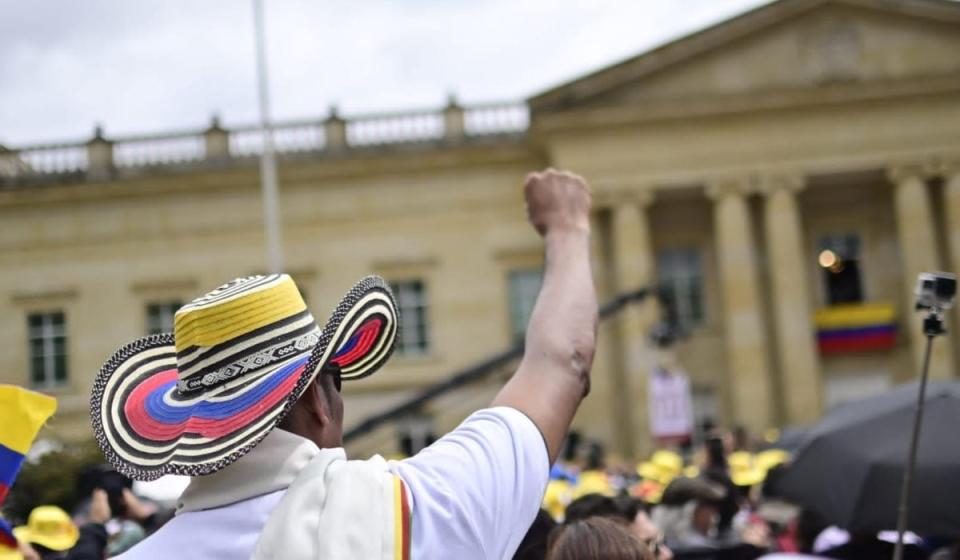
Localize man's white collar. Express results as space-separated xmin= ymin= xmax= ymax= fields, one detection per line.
xmin=177 ymin=429 xmax=345 ymax=514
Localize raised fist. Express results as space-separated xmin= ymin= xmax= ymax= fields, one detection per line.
xmin=524 ymin=168 xmax=592 ymax=237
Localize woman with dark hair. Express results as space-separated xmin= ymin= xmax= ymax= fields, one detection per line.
xmin=547 ymin=517 xmax=654 ymax=560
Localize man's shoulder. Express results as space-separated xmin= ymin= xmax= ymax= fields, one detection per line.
xmin=384 ymin=406 xmax=551 ymax=559
xmin=392 ymin=406 xmax=548 ymax=473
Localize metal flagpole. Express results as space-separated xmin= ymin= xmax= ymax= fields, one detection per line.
xmin=253 ymin=0 xmax=284 ymax=274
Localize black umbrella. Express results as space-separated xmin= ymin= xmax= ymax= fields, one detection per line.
xmin=773 ymin=380 xmax=960 ymax=536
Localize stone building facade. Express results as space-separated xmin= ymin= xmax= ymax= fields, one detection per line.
xmin=2 ymin=0 xmax=959 ymax=459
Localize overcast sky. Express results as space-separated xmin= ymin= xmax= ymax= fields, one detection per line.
xmin=0 ymin=0 xmax=772 ymax=146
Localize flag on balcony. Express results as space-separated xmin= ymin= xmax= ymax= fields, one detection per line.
xmin=814 ymin=303 xmax=897 ymax=354
xmin=0 ymin=385 xmax=57 ymax=549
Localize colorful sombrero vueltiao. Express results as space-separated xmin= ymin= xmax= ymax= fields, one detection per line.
xmin=90 ymin=274 xmax=397 ymax=481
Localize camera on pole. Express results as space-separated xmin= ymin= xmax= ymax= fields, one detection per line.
xmin=894 ymin=271 xmax=956 ymax=560
xmin=913 ymin=272 xmax=956 ymax=336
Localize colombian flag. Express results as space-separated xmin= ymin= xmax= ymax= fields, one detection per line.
xmin=0 ymin=386 xmax=57 ymax=549
xmin=815 ymin=302 xmax=897 ymax=354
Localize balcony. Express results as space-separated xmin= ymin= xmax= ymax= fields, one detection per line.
xmin=0 ymin=100 xmax=529 ymax=187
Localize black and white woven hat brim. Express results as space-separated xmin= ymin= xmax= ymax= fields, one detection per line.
xmin=90 ymin=276 xmax=398 ymax=480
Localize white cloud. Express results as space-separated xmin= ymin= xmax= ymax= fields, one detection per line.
xmin=0 ymin=0 xmax=770 ymax=145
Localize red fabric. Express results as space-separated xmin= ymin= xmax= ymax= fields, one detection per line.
xmin=332 ymin=318 xmax=382 ymax=367
xmin=818 ymin=331 xmax=896 ymax=354
xmin=125 ymin=370 xmax=185 ymax=440
xmin=124 ymin=365 xmax=303 ymax=440
xmin=399 ymin=477 xmax=411 ymax=560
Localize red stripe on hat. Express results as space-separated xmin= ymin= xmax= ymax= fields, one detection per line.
xmin=125 ymin=370 xmax=186 ymax=440
xmin=332 ymin=319 xmax=382 ymax=367
xmin=124 ymin=364 xmax=304 ymax=440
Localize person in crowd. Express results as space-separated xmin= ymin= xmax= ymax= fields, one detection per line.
xmin=564 ymin=494 xmax=625 ymax=523
xmin=12 ymin=505 xmax=84 ymax=560
xmin=701 ymin=435 xmax=741 ymax=538
xmin=90 ymin=169 xmax=598 ymax=559
xmin=513 ymin=510 xmax=557 ymax=560
xmin=653 ymin=475 xmax=771 ymax=558
xmin=562 ymin=494 xmax=673 ymax=560
xmin=733 ymin=426 xmax=753 ymax=453
xmin=104 ymin=488 xmax=171 ymax=555
xmin=654 ymin=476 xmax=726 ymax=548
xmin=64 ymin=490 xmax=111 ymax=560
xmin=547 ymin=516 xmax=653 ymax=560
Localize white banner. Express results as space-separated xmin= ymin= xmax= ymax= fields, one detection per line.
xmin=648 ymin=366 xmax=694 ymax=440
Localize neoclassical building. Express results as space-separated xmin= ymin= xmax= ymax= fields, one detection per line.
xmin=2 ymin=0 xmax=959 ymax=459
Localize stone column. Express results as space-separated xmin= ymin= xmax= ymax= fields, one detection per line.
xmin=707 ymin=178 xmax=774 ymax=432
xmin=760 ymin=174 xmax=822 ymax=424
xmin=203 ymin=115 xmax=230 ymax=161
xmin=942 ymin=161 xmax=960 ymax=349
xmin=324 ymin=106 xmax=347 ymax=152
xmin=890 ymin=165 xmax=954 ymax=379
xmin=609 ymin=191 xmax=657 ymax=459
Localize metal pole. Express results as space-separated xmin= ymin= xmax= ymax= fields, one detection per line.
xmin=893 ymin=331 xmax=935 ymax=560
xmin=253 ymin=0 xmax=284 ymax=274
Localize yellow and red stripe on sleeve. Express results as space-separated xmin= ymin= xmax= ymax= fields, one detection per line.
xmin=392 ymin=475 xmax=411 ymax=560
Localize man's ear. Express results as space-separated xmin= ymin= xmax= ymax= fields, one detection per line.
xmin=303 ymin=378 xmax=332 ymax=428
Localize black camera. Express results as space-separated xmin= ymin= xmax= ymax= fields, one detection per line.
xmin=914 ymin=272 xmax=957 ymax=312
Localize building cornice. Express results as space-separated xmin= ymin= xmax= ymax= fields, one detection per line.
xmin=529 ymin=0 xmax=960 ymax=112
xmin=531 ymin=75 xmax=960 ymax=136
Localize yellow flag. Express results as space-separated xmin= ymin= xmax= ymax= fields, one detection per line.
xmin=0 ymin=385 xmax=57 ymax=455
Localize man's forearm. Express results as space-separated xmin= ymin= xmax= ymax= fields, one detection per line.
xmin=524 ymin=228 xmax=597 ymax=390
xmin=494 ymin=228 xmax=597 ymax=462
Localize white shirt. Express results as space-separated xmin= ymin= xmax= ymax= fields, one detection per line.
xmin=119 ymin=407 xmax=549 ymax=560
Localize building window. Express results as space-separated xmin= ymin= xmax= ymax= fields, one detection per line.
xmin=389 ymin=280 xmax=430 ymax=356
xmin=657 ymin=248 xmax=705 ymax=330
xmin=146 ymin=301 xmax=182 ymax=334
xmin=28 ymin=312 xmax=67 ymax=388
xmin=818 ymin=233 xmax=863 ymax=305
xmin=508 ymin=269 xmax=543 ymax=340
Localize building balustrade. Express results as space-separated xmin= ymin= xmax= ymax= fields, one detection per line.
xmin=0 ymin=101 xmax=529 ymax=184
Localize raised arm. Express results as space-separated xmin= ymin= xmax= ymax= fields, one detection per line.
xmin=492 ymin=169 xmax=598 ymax=464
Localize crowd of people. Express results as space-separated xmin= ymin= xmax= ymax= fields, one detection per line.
xmin=511 ymin=425 xmax=959 ymax=560
xmin=3 ymin=486 xmax=170 ymax=560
